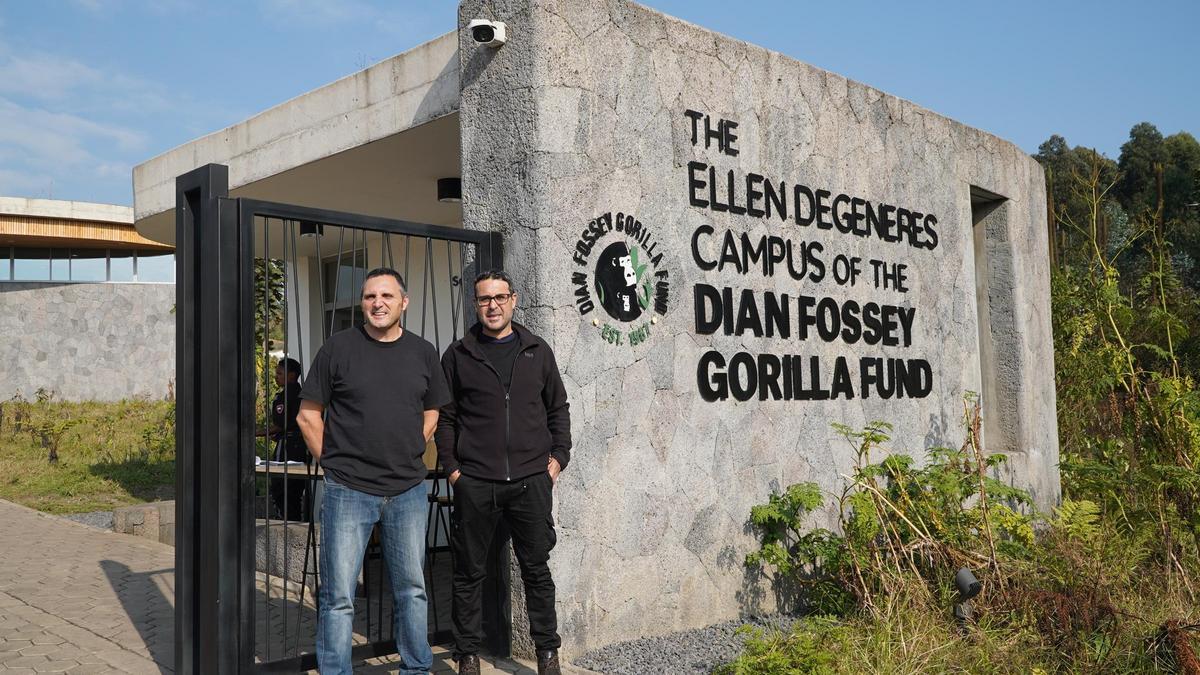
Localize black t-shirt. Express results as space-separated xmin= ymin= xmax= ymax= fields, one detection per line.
xmin=478 ymin=332 xmax=522 ymax=391
xmin=300 ymin=326 xmax=451 ymax=496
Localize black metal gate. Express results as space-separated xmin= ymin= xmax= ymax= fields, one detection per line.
xmin=174 ymin=164 xmax=509 ymax=673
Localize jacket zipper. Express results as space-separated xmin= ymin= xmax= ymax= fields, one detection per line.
xmin=477 ymin=341 xmax=534 ymax=481
xmin=504 ymin=390 xmax=511 ymax=480
xmin=500 ymin=344 xmax=533 ymax=481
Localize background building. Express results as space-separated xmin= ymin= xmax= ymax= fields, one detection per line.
xmin=0 ymin=197 xmax=175 ymax=400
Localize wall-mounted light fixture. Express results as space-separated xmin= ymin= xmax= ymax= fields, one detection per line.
xmin=299 ymin=220 xmax=323 ymax=238
xmin=437 ymin=177 xmax=462 ymax=203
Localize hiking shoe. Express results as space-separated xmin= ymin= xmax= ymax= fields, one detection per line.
xmin=537 ymin=649 xmax=561 ymax=675
xmin=457 ymin=653 xmax=481 ymax=675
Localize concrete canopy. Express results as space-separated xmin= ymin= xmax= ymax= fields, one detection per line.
xmin=133 ymin=32 xmax=464 ymax=245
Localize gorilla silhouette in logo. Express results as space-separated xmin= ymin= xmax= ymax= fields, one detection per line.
xmin=594 ymin=241 xmax=643 ymax=322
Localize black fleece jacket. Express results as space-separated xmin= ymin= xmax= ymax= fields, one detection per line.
xmin=435 ymin=322 xmax=571 ymax=481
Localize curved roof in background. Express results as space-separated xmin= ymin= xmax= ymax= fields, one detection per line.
xmin=0 ymin=197 xmax=171 ymax=250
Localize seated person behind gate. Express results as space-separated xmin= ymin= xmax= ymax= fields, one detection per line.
xmin=256 ymin=357 xmax=310 ymax=521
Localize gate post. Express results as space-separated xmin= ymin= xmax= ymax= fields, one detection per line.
xmin=175 ymin=164 xmax=255 ymax=673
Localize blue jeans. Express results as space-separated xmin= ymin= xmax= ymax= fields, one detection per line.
xmin=317 ymin=475 xmax=431 ymax=675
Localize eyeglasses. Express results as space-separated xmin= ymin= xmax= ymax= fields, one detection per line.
xmin=475 ymin=293 xmax=513 ymax=307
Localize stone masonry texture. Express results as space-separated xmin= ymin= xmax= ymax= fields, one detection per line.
xmin=459 ymin=0 xmax=1058 ymax=657
xmin=0 ymin=282 xmax=175 ymax=401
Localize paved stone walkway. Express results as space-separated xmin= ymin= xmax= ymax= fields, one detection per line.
xmin=0 ymin=500 xmax=593 ymax=674
xmin=0 ymin=500 xmax=172 ymax=674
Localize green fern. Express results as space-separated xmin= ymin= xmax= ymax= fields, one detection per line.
xmin=1053 ymin=499 xmax=1102 ymax=542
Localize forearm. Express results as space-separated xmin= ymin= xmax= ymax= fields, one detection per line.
xmin=422 ymin=410 xmax=439 ymax=442
xmin=297 ymin=411 xmax=324 ymax=461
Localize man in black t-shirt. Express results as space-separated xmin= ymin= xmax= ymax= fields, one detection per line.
xmin=436 ymin=270 xmax=571 ymax=675
xmin=297 ymin=268 xmax=450 ymax=675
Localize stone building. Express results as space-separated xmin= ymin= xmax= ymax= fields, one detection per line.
xmin=0 ymin=197 xmax=175 ymax=401
xmin=132 ymin=0 xmax=1057 ymax=658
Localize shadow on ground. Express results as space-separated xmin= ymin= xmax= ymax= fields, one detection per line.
xmin=90 ymin=458 xmax=176 ymax=502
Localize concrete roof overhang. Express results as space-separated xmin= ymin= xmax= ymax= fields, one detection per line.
xmin=132 ymin=32 xmax=463 ymax=246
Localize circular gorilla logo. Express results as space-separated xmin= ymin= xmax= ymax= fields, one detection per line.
xmin=594 ymin=241 xmax=652 ymax=322
xmin=570 ymin=211 xmax=670 ymax=347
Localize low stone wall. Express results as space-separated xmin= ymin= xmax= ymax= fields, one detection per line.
xmin=0 ymin=282 xmax=175 ymax=401
xmin=112 ymin=500 xmax=316 ymax=589
xmin=256 ymin=519 xmax=316 ymax=591
xmin=112 ymin=500 xmax=175 ymax=546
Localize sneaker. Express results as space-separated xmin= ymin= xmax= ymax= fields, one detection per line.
xmin=536 ymin=649 xmax=561 ymax=675
xmin=457 ymin=653 xmax=481 ymax=675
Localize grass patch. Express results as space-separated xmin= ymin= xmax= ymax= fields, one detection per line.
xmin=721 ymin=575 xmax=1200 ymax=673
xmin=0 ymin=395 xmax=175 ymax=514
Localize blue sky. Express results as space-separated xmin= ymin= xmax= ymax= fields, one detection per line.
xmin=0 ymin=0 xmax=1195 ymax=206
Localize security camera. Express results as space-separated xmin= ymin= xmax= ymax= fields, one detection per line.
xmin=468 ymin=19 xmax=507 ymax=47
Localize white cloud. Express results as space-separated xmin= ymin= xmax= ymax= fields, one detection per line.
xmin=0 ymin=53 xmax=173 ymax=113
xmin=0 ymin=168 xmax=55 ymax=199
xmin=0 ymin=98 xmax=146 ymax=161
xmin=0 ymin=96 xmax=145 ymax=200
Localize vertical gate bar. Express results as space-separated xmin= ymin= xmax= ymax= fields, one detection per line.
xmin=429 ymin=239 xmax=440 ymax=350
xmin=459 ymin=243 xmax=470 ymax=337
xmin=353 ymin=228 xmax=360 ymax=325
xmin=402 ymin=235 xmax=411 ymax=329
xmin=350 ymin=227 xmax=357 ymax=326
xmin=330 ymin=226 xmax=345 ymax=338
xmin=288 ymin=218 xmax=313 ymax=654
xmin=235 ymin=200 xmax=256 ymax=672
xmin=291 ymin=220 xmax=307 ymax=369
xmin=446 ymin=240 xmax=458 ymax=341
xmin=348 ymin=228 xmax=357 ymax=329
xmin=215 ymin=193 xmax=248 ymax=672
xmin=420 ymin=238 xmax=430 ymax=339
xmin=281 ymin=218 xmax=292 ymax=656
xmin=353 ymin=228 xmax=362 ymax=327
xmin=263 ymin=215 xmax=274 ymax=664
xmin=314 ymin=227 xmax=326 ymax=341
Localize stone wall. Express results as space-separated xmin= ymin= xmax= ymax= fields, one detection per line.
xmin=459 ymin=0 xmax=1058 ymax=655
xmin=0 ymin=282 xmax=175 ymax=401
xmin=113 ymin=500 xmax=176 ymax=546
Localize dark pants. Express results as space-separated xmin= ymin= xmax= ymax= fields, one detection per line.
xmin=270 ymin=438 xmax=309 ymax=521
xmin=451 ymin=472 xmax=559 ymax=656
xmin=269 ymin=477 xmax=307 ymax=522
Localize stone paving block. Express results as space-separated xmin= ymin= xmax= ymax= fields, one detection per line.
xmin=45 ymin=625 xmax=113 ymax=653
xmin=16 ymin=644 xmax=61 ymax=657
xmin=1 ymin=655 xmax=49 ymax=669
xmin=0 ymin=640 xmax=33 ymax=655
xmin=91 ymin=648 xmax=160 ymax=674
xmin=4 ymin=631 xmax=47 ymax=643
xmin=0 ymin=650 xmax=34 ymax=664
xmin=35 ymin=646 xmax=88 ymax=663
xmin=31 ymin=660 xmax=77 ymax=673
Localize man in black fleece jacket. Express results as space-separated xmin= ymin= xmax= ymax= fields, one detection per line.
xmin=436 ymin=270 xmax=571 ymax=675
